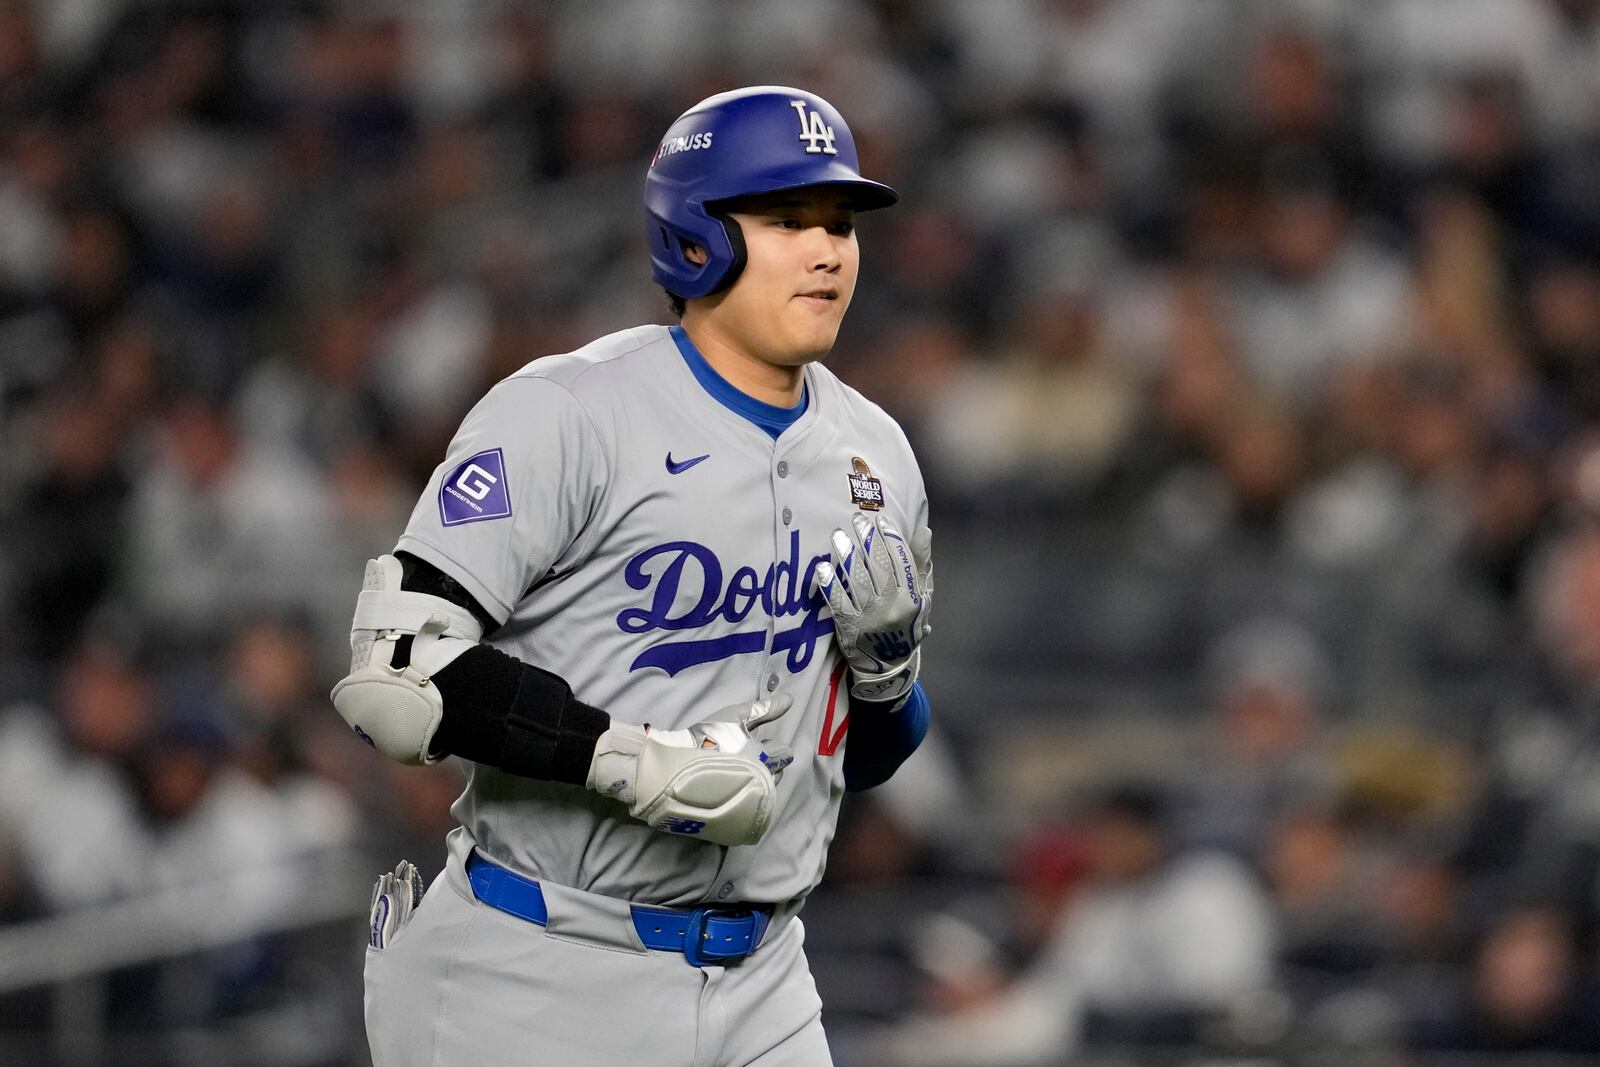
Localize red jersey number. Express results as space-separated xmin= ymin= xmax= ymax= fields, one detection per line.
xmin=818 ymin=662 xmax=848 ymax=756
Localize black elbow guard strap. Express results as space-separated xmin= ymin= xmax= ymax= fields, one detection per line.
xmin=427 ymin=644 xmax=609 ymax=786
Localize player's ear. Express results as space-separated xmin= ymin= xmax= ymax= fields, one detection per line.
xmin=683 ymin=242 xmax=709 ymax=266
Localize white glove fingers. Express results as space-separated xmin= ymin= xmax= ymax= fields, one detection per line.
xmin=811 ymin=560 xmax=834 ymax=600
xmin=880 ymin=523 xmax=919 ymax=603
xmin=370 ymin=873 xmax=388 ymax=913
xmin=852 ymin=512 xmax=877 ymax=553
xmin=912 ymin=526 xmax=934 ymax=594
xmin=744 ymin=691 xmax=793 ymax=730
xmin=830 ymin=527 xmax=855 ymax=563
xmin=400 ymin=861 xmax=424 ymax=907
xmin=870 ymin=514 xmax=904 ymax=552
xmin=814 ymin=557 xmax=860 ymax=624
xmin=861 ymin=513 xmax=900 ymax=594
xmin=829 ymin=528 xmax=860 ymax=594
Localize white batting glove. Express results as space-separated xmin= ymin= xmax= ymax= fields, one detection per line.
xmin=368 ymin=859 xmax=425 ymax=950
xmin=586 ymin=694 xmax=794 ymax=847
xmin=813 ymin=513 xmax=933 ymax=706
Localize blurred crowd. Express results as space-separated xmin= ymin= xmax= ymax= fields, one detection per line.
xmin=5 ymin=0 xmax=1600 ymax=1064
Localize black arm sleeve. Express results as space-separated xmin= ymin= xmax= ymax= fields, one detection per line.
xmin=397 ymin=550 xmax=499 ymax=634
xmin=394 ymin=552 xmax=607 ymax=785
xmin=424 ymin=644 xmax=609 ymax=785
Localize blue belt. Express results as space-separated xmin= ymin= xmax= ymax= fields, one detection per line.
xmin=465 ymin=852 xmax=771 ymax=968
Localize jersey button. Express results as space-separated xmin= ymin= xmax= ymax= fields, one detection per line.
xmin=776 ymin=461 xmax=789 ymax=478
xmin=719 ymin=881 xmax=735 ymax=900
xmin=766 ymin=674 xmax=779 ymax=692
xmin=782 ymin=507 xmax=792 ymax=525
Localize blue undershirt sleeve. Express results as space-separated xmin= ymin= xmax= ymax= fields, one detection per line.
xmin=842 ymin=682 xmax=930 ymax=792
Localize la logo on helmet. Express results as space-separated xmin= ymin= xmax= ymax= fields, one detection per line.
xmin=790 ymin=101 xmax=838 ymax=155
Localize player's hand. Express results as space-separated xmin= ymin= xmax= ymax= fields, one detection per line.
xmin=813 ymin=513 xmax=933 ymax=706
xmin=586 ymin=694 xmax=793 ymax=847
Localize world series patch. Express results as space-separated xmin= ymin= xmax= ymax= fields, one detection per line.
xmin=439 ymin=448 xmax=512 ymax=526
xmin=847 ymin=456 xmax=884 ymax=511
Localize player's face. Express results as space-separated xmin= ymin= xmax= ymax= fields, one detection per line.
xmin=710 ymin=189 xmax=860 ymax=366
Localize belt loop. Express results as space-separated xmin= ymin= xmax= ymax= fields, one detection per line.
xmin=681 ymin=909 xmax=715 ymax=967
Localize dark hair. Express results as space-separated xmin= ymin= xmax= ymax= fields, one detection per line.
xmin=1095 ymin=782 xmax=1169 ymax=828
xmin=664 ymin=288 xmax=685 ymax=318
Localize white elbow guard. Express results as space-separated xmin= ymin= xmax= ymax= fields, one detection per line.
xmin=330 ymin=554 xmax=482 ymax=765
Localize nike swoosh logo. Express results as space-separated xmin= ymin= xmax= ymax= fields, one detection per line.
xmin=665 ymin=452 xmax=710 ymax=475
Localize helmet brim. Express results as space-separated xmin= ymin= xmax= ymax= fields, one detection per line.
xmin=705 ymin=177 xmax=899 ymax=214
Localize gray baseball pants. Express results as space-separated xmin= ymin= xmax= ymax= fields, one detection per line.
xmin=363 ymin=853 xmax=832 ymax=1066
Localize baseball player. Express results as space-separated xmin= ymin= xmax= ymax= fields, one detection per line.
xmin=334 ymin=86 xmax=934 ymax=1066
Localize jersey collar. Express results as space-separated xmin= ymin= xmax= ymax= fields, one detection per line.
xmin=669 ymin=325 xmax=808 ymax=441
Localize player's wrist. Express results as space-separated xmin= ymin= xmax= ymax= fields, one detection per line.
xmin=847 ymin=647 xmax=920 ymax=706
xmin=586 ymin=723 xmax=645 ymax=805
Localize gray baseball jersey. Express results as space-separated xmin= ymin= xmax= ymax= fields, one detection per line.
xmin=394 ymin=323 xmax=928 ymax=909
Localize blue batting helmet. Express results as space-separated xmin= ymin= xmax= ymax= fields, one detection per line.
xmin=645 ymin=86 xmax=898 ymax=300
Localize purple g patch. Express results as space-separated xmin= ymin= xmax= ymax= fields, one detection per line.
xmin=439 ymin=448 xmax=512 ymax=526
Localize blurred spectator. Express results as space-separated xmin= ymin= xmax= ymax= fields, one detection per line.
xmin=1358 ymin=0 xmax=1550 ymax=170
xmin=48 ymin=204 xmax=142 ymax=346
xmin=479 ymin=10 xmax=571 ymax=184
xmin=0 ymin=640 xmax=154 ymax=909
xmin=1006 ymin=824 xmax=1093 ymax=961
xmin=120 ymin=395 xmax=338 ymax=657
xmin=871 ymin=826 xmax=1090 ymax=1067
xmin=876 ymin=913 xmax=1078 ymax=1067
xmin=1264 ymin=804 xmax=1387 ymax=988
xmin=361 ymin=760 xmax=464 ymax=884
xmin=1526 ymin=256 xmax=1600 ymax=427
xmin=234 ymin=297 xmax=386 ymax=462
xmin=0 ymin=832 xmax=48 ymax=1033
xmin=219 ymin=617 xmax=363 ymax=843
xmin=1362 ymin=848 xmax=1468 ymax=1039
xmin=1044 ymin=783 xmax=1278 ymax=1044
xmin=1180 ymin=618 xmax=1339 ymax=857
xmin=1225 ymin=156 xmax=1409 ymax=404
xmin=879 ymin=783 xmax=1276 ymax=1064
xmin=4 ymin=386 xmax=131 ymax=667
xmin=919 ymin=284 xmax=1141 ymax=510
xmin=1463 ymin=436 xmax=1552 ymax=600
xmin=1452 ymin=523 xmax=1600 ymax=939
xmin=1434 ymin=69 xmax=1543 ymax=235
xmin=1410 ymin=904 xmax=1600 ymax=1053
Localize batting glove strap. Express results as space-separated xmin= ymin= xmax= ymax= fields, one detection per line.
xmin=846 ymin=647 xmax=920 ymax=707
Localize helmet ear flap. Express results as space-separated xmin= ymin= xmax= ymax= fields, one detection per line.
xmin=653 ymin=209 xmax=747 ymax=301
xmin=706 ymin=207 xmax=747 ymax=296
